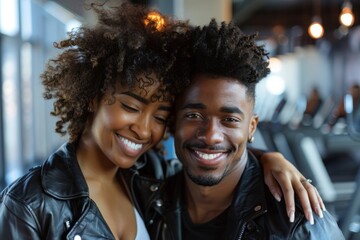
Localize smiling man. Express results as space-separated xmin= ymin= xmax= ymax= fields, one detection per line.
xmin=174 ymin=74 xmax=252 ymax=189
xmin=151 ymin=20 xmax=345 ymax=240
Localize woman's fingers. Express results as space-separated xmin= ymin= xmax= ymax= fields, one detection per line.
xmin=264 ymin=171 xmax=282 ymax=202
xmin=271 ymin=171 xmax=297 ymax=222
xmin=296 ymin=179 xmax=316 ymax=224
xmin=270 ymin=170 xmax=326 ymax=224
xmin=260 ymin=152 xmax=326 ymax=224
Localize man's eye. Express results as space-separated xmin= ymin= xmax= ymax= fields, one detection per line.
xmin=224 ymin=117 xmax=240 ymax=122
xmin=121 ymin=103 xmax=138 ymax=112
xmin=185 ymin=113 xmax=202 ymax=119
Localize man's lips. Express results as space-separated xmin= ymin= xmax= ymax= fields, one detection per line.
xmin=194 ymin=150 xmax=223 ymax=160
xmin=191 ymin=148 xmax=228 ymax=167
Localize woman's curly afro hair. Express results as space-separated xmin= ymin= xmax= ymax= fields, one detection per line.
xmin=190 ymin=19 xmax=270 ymax=100
xmin=41 ymin=1 xmax=192 ymax=142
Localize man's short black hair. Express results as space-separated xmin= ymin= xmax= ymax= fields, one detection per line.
xmin=190 ymin=19 xmax=270 ymax=100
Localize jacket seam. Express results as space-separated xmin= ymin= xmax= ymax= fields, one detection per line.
xmin=2 ymin=194 xmax=41 ymax=234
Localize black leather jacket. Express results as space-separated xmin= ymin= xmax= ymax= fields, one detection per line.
xmin=145 ymin=151 xmax=345 ymax=240
xmin=0 ymin=142 xmax=165 ymax=240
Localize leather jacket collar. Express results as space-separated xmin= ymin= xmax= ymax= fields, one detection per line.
xmin=41 ymin=142 xmax=89 ymax=199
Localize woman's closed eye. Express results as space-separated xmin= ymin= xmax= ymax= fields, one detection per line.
xmin=154 ymin=116 xmax=169 ymax=125
xmin=121 ymin=103 xmax=139 ymax=112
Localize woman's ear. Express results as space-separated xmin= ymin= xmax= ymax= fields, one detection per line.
xmin=88 ymin=96 xmax=99 ymax=112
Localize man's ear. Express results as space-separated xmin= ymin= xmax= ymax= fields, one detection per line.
xmin=249 ymin=114 xmax=259 ymax=137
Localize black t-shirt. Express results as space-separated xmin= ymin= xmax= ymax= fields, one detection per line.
xmin=181 ymin=206 xmax=229 ymax=240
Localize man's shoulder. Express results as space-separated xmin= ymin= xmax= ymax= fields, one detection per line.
xmin=258 ymin=189 xmax=344 ymax=239
xmin=291 ymin=210 xmax=345 ymax=239
xmin=245 ymin=155 xmax=344 ymax=239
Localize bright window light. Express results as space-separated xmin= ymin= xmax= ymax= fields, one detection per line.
xmin=0 ymin=0 xmax=19 ymax=36
xmin=269 ymin=57 xmax=283 ymax=73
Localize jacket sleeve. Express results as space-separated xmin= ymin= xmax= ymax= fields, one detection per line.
xmin=0 ymin=193 xmax=41 ymax=239
xmin=292 ymin=211 xmax=345 ymax=240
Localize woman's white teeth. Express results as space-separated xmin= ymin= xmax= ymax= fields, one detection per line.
xmin=120 ymin=137 xmax=142 ymax=150
xmin=195 ymin=151 xmax=222 ymax=160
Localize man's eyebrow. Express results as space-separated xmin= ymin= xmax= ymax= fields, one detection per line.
xmin=121 ymin=91 xmax=149 ymax=104
xmin=181 ymin=103 xmax=243 ymax=115
xmin=180 ymin=103 xmax=206 ymax=110
xmin=220 ymin=106 xmax=244 ymax=115
xmin=180 ymin=103 xmax=244 ymax=115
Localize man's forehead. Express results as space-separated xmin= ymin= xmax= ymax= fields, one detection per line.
xmin=176 ymin=75 xmax=252 ymax=112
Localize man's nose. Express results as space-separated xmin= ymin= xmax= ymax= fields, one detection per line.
xmin=196 ymin=119 xmax=224 ymax=145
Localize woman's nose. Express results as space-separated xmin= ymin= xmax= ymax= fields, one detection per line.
xmin=130 ymin=115 xmax=152 ymax=140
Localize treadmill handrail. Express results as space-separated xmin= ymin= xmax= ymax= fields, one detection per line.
xmin=344 ymin=94 xmax=360 ymax=141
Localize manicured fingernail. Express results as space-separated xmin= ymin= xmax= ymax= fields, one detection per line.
xmin=322 ymin=206 xmax=327 ymax=211
xmin=319 ymin=209 xmax=323 ymax=218
xmin=289 ymin=211 xmax=295 ymax=223
xmin=309 ymin=214 xmax=314 ymax=225
xmin=274 ymin=193 xmax=281 ymax=202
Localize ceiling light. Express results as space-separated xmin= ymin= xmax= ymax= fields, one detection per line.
xmin=339 ymin=1 xmax=355 ymax=27
xmin=308 ymin=0 xmax=324 ymax=39
xmin=308 ymin=17 xmax=324 ymax=39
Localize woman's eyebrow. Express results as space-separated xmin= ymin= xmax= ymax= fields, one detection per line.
xmin=120 ymin=91 xmax=149 ymax=104
xmin=119 ymin=91 xmax=172 ymax=111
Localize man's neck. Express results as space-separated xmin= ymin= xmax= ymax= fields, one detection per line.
xmin=184 ymin=151 xmax=248 ymax=224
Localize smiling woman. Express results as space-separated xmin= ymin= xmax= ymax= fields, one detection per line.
xmin=81 ymin=79 xmax=172 ymax=169
xmin=0 ymin=2 xmax=191 ymax=240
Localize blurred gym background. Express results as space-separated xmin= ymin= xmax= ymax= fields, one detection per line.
xmin=0 ymin=0 xmax=359 ymax=239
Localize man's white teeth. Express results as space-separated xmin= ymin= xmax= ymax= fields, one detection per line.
xmin=120 ymin=137 xmax=142 ymax=150
xmin=195 ymin=151 xmax=222 ymax=160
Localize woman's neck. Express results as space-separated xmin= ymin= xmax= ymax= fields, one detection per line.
xmin=76 ymin=134 xmax=119 ymax=183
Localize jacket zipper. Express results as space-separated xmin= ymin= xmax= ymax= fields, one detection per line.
xmin=235 ymin=209 xmax=267 ymax=240
xmin=236 ymin=220 xmax=246 ymax=240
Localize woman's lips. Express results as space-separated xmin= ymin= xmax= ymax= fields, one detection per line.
xmin=116 ymin=134 xmax=144 ymax=157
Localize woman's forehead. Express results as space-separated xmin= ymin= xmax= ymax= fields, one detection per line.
xmin=117 ymin=76 xmax=159 ymax=95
